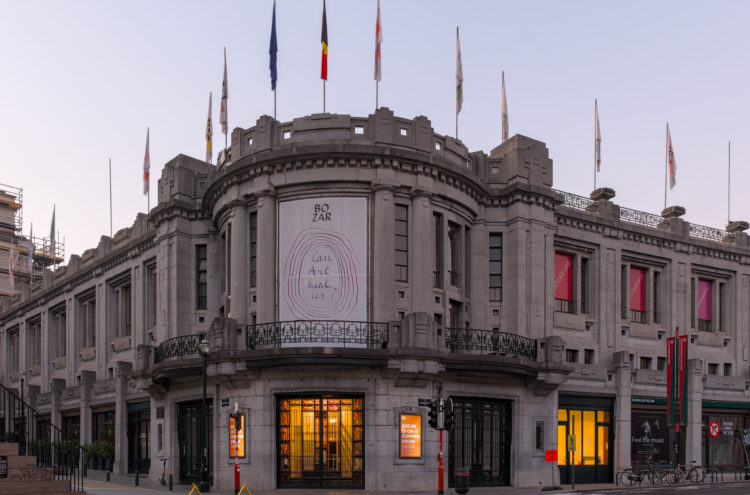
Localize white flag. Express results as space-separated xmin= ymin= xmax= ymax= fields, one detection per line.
xmin=220 ymin=48 xmax=228 ymax=135
xmin=143 ymin=128 xmax=150 ymax=195
xmin=456 ymin=27 xmax=463 ymax=115
xmin=501 ymin=71 xmax=509 ymax=142
xmin=595 ymin=99 xmax=601 ymax=172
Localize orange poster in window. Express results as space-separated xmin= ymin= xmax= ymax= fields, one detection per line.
xmin=230 ymin=414 xmax=246 ymax=458
xmin=400 ymin=414 xmax=421 ymax=458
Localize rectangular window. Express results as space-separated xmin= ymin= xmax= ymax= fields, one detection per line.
xmin=708 ymin=363 xmax=719 ymax=375
xmin=629 ymin=267 xmax=646 ymax=323
xmin=78 ymin=290 xmax=96 ymax=349
xmin=145 ymin=261 xmax=157 ymax=329
xmin=555 ymin=253 xmax=574 ymax=313
xmin=27 ymin=318 xmax=41 ymax=368
xmin=691 ymin=278 xmax=696 ymax=328
xmin=50 ymin=305 xmax=67 ymax=359
xmin=8 ymin=328 xmax=19 ymax=373
xmin=464 ymin=227 xmax=471 ymax=296
xmin=448 ymin=222 xmax=461 ymax=287
xmin=433 ymin=213 xmax=443 ymax=288
xmin=489 ymin=233 xmax=502 ymax=302
xmin=565 ymin=349 xmax=578 ymax=363
xmin=640 ymin=356 xmax=652 ymax=370
xmin=226 ymin=223 xmax=232 ymax=296
xmin=395 ymin=205 xmax=408 ymax=282
xmin=657 ymin=356 xmax=666 ymax=371
xmin=719 ymin=282 xmax=726 ymax=331
xmin=698 ymin=279 xmax=712 ymax=331
xmin=250 ymin=212 xmax=257 ymax=288
xmin=196 ymin=245 xmax=207 ymax=310
xmin=580 ymin=257 xmax=589 ymax=314
xmin=584 ymin=348 xmax=594 ymax=365
xmin=110 ymin=275 xmax=132 ymax=339
xmin=653 ymin=271 xmax=661 ymax=324
xmin=724 ymin=363 xmax=732 ymax=376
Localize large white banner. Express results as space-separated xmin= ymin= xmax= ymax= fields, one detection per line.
xmin=279 ymin=197 xmax=368 ymax=322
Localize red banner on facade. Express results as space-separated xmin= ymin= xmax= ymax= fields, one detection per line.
xmin=698 ymin=279 xmax=712 ymax=321
xmin=630 ymin=267 xmax=646 ymax=312
xmin=677 ymin=334 xmax=688 ymax=426
xmin=555 ymin=253 xmax=573 ymax=301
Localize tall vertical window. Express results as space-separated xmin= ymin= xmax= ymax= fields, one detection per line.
xmin=653 ymin=271 xmax=661 ymax=324
xmin=395 ymin=205 xmax=408 ymax=282
xmin=219 ymin=232 xmax=226 ymax=295
xmin=697 ymin=278 xmax=712 ymax=331
xmin=690 ymin=278 xmax=696 ymax=328
xmin=144 ymin=261 xmax=157 ymax=329
xmin=629 ymin=267 xmax=646 ymax=323
xmin=448 ymin=222 xmax=461 ymax=287
xmin=580 ymin=258 xmax=589 ymax=314
xmin=719 ymin=282 xmax=726 ymax=331
xmin=8 ymin=328 xmax=19 ymax=373
xmin=196 ymin=245 xmax=207 ymax=310
xmin=78 ymin=289 xmax=97 ymax=349
xmin=464 ymin=227 xmax=471 ymax=296
xmin=110 ymin=275 xmax=132 ymax=339
xmin=489 ymin=234 xmax=502 ymax=302
xmin=433 ymin=213 xmax=443 ymax=288
xmin=50 ymin=305 xmax=66 ymax=359
xmin=226 ymin=223 xmax=232 ymax=296
xmin=27 ymin=318 xmax=41 ymax=369
xmin=249 ymin=212 xmax=257 ymax=288
xmin=555 ymin=253 xmax=574 ymax=313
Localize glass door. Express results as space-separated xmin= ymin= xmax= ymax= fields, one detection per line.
xmin=558 ymin=407 xmax=612 ymax=484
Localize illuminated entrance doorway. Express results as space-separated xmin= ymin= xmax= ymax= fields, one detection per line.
xmin=277 ymin=395 xmax=364 ymax=488
xmin=557 ymin=396 xmax=613 ymax=484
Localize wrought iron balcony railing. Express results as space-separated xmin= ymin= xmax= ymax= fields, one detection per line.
xmin=154 ymin=332 xmax=207 ymax=364
xmin=246 ymin=320 xmax=389 ymax=349
xmin=445 ymin=327 xmax=537 ymax=360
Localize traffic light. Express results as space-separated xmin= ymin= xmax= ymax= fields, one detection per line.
xmin=443 ymin=398 xmax=455 ymax=431
xmin=428 ymin=400 xmax=439 ymax=430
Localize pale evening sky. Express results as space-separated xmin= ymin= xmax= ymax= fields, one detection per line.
xmin=1 ymin=0 xmax=749 ymax=261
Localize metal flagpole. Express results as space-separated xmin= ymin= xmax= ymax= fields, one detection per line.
xmin=664 ymin=122 xmax=669 ymax=210
xmin=323 ymin=80 xmax=326 ymax=113
xmin=594 ymin=100 xmax=597 ymax=191
xmin=728 ymin=140 xmax=731 ymax=224
xmin=274 ymin=89 xmax=277 ymax=120
xmin=109 ymin=158 xmax=113 ymax=237
xmin=376 ymin=81 xmax=378 ymax=110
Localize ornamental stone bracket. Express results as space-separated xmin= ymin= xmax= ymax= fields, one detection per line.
xmin=386 ymin=358 xmax=443 ymax=388
xmin=214 ymin=361 xmax=260 ymax=390
xmin=526 ymin=336 xmax=569 ymax=397
xmin=208 ymin=316 xmax=242 ymax=356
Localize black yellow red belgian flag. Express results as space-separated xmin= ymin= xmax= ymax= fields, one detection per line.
xmin=321 ymin=0 xmax=328 ymax=80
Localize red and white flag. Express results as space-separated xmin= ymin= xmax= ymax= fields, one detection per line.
xmin=667 ymin=123 xmax=676 ymax=189
xmin=374 ymin=0 xmax=382 ymax=82
xmin=220 ymin=48 xmax=228 ymax=135
xmin=143 ymin=128 xmax=150 ymax=195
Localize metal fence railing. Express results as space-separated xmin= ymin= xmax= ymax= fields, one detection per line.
xmin=154 ymin=333 xmax=207 ymax=364
xmin=444 ymin=327 xmax=537 ymax=360
xmin=246 ymin=321 xmax=389 ymax=349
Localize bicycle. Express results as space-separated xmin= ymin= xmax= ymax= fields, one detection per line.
xmin=159 ymin=458 xmax=168 ymax=487
xmin=647 ymin=463 xmax=670 ymax=485
xmin=619 ymin=467 xmax=646 ymax=486
xmin=685 ymin=461 xmax=706 ymax=483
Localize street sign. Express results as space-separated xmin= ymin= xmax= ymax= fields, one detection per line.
xmin=567 ymin=435 xmax=576 ymax=452
xmin=709 ymin=421 xmax=720 ymax=439
xmin=545 ymin=450 xmax=557 ymax=462
xmin=418 ymin=398 xmax=433 ymax=407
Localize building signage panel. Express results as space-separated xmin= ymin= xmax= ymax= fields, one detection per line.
xmin=279 ymin=197 xmax=368 ymax=326
xmin=229 ymin=413 xmax=246 ymax=459
xmin=399 ymin=414 xmax=421 ymax=458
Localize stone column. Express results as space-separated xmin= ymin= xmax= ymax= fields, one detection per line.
xmin=113 ymin=363 xmax=131 ymax=474
xmin=371 ymin=183 xmax=396 ymax=323
xmin=469 ymin=221 xmax=488 ymax=330
xmin=79 ymin=371 xmax=96 ymax=445
xmin=229 ymin=205 xmax=248 ymax=324
xmin=686 ymin=357 xmax=703 ymax=465
xmin=256 ymin=189 xmax=276 ymax=323
xmin=613 ymin=350 xmax=632 ymax=471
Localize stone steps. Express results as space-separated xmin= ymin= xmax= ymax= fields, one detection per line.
xmin=0 ymin=441 xmax=85 ymax=493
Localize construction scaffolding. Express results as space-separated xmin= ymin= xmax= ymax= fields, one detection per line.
xmin=0 ymin=183 xmax=64 ymax=296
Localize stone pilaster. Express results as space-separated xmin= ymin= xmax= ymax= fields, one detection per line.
xmin=372 ymin=183 xmax=396 ymax=323
xmin=686 ymin=357 xmax=703 ymax=465
xmin=613 ymin=350 xmax=632 ymax=471
xmin=229 ymin=205 xmax=248 ymax=324
xmin=256 ymin=189 xmax=276 ymax=323
xmin=410 ymin=190 xmax=432 ymax=313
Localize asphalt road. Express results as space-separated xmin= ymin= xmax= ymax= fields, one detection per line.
xmin=581 ymin=481 xmax=750 ymax=495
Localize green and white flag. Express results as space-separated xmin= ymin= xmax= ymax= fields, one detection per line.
xmin=456 ymin=27 xmax=463 ymax=115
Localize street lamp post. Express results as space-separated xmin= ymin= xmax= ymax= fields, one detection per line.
xmin=199 ymin=339 xmax=210 ymax=492
xmin=19 ymin=371 xmax=26 ymax=456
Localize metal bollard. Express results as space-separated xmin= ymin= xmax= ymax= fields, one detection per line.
xmin=106 ymin=471 xmax=110 ymax=482
xmin=169 ymin=473 xmax=173 ymax=491
xmin=135 ymin=471 xmax=139 ymax=486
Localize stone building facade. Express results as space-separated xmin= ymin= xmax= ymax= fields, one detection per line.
xmin=1 ymin=108 xmax=750 ymax=490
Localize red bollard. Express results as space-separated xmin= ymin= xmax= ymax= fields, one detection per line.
xmin=234 ymin=461 xmax=240 ymax=494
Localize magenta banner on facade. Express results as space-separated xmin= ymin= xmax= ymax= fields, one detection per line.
xmin=698 ymin=279 xmax=712 ymax=321
xmin=630 ymin=267 xmax=645 ymax=312
xmin=554 ymin=253 xmax=573 ymax=301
